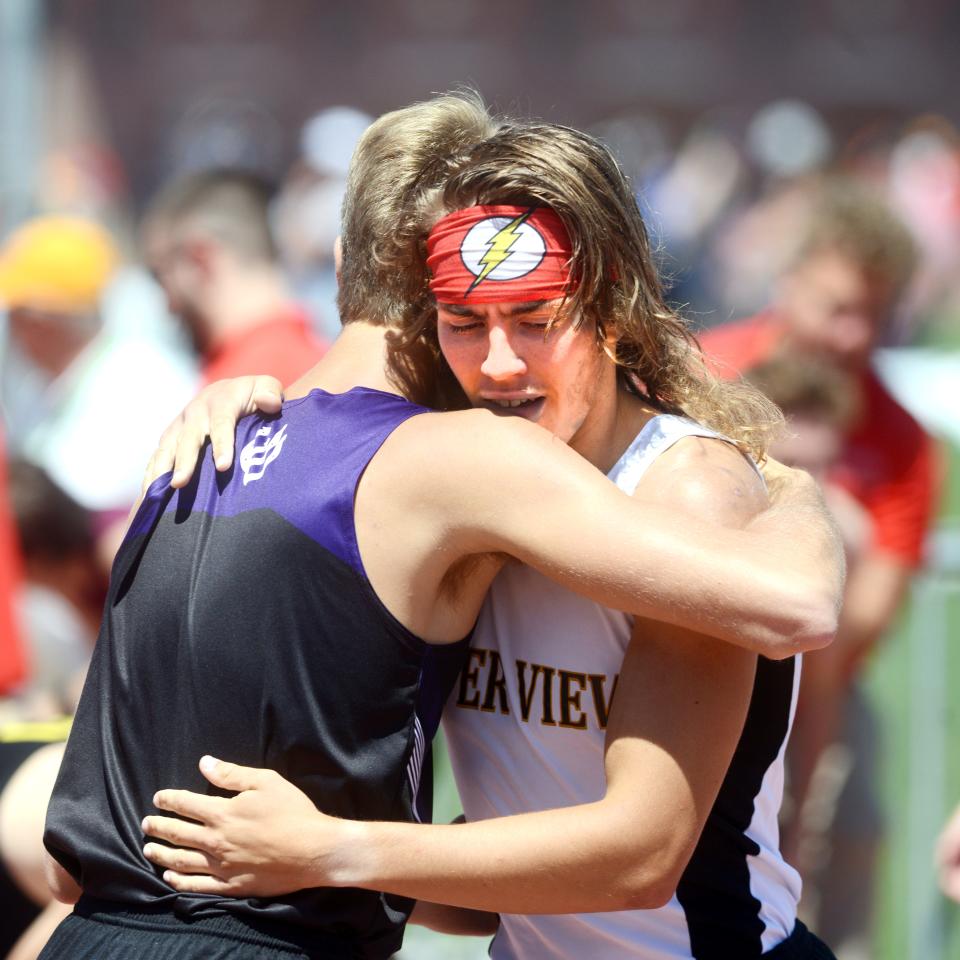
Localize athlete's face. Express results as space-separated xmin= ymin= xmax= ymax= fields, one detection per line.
xmin=436 ymin=298 xmax=616 ymax=447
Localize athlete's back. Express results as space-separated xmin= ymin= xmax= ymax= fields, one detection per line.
xmin=44 ymin=387 xmax=466 ymax=959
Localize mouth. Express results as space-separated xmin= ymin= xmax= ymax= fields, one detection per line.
xmin=479 ymin=395 xmax=546 ymax=421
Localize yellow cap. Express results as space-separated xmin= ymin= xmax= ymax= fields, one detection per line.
xmin=0 ymin=216 xmax=118 ymax=313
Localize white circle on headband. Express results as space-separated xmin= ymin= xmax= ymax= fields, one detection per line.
xmin=459 ymin=213 xmax=547 ymax=289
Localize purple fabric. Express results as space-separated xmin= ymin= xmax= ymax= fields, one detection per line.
xmin=129 ymin=387 xmax=427 ymax=577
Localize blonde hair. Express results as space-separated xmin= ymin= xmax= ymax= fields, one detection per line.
xmin=390 ymin=122 xmax=783 ymax=458
xmin=337 ymin=91 xmax=498 ymax=328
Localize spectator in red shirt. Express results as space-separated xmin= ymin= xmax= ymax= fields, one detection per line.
xmin=701 ymin=179 xmax=940 ymax=957
xmin=142 ymin=169 xmax=328 ymax=388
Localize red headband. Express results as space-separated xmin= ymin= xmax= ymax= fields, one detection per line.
xmin=426 ymin=205 xmax=575 ymax=304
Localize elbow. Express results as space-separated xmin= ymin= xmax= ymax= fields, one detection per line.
xmin=607 ymin=850 xmax=688 ymax=911
xmin=613 ymin=869 xmax=681 ymax=911
xmin=790 ymin=584 xmax=840 ymax=657
xmin=764 ymin=619 xmax=837 ymax=662
xmin=762 ymin=584 xmax=840 ymax=661
xmin=762 ymin=538 xmax=845 ymax=659
xmin=617 ymin=880 xmax=677 ymax=912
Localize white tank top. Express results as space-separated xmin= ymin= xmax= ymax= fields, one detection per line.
xmin=443 ymin=415 xmax=802 ymax=959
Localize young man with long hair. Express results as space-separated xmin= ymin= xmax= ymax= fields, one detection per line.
xmin=134 ymin=101 xmax=838 ymax=958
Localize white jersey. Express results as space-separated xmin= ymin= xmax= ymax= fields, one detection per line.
xmin=443 ymin=415 xmax=802 ymax=959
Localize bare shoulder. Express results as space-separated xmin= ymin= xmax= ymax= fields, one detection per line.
xmin=401 ymin=407 xmax=562 ymax=450
xmin=636 ymin=434 xmax=767 ymax=528
xmin=393 ymin=408 xmax=577 ymax=482
xmin=373 ymin=407 xmax=609 ymax=544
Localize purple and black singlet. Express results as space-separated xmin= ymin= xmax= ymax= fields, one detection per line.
xmin=43 ymin=387 xmax=467 ymax=960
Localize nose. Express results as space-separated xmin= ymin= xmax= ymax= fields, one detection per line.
xmin=480 ymin=326 xmax=527 ymax=380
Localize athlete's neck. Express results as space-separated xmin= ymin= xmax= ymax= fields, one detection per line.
xmin=569 ymin=381 xmax=658 ymax=475
xmin=285 ymin=320 xmax=398 ymax=399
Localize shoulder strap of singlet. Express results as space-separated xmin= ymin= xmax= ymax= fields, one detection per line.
xmin=609 ymin=414 xmax=763 ymax=497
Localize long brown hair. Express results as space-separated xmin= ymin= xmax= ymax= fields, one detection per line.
xmin=389 ymin=121 xmax=783 ymax=458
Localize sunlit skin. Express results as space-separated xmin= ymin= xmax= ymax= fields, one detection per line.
xmin=436 ymin=298 xmax=652 ymax=473
xmin=777 ymin=251 xmax=897 ymax=370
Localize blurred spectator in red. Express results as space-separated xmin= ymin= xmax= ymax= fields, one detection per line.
xmin=702 ymin=180 xmax=940 ymax=959
xmin=0 ymin=217 xmax=198 ymax=567
xmin=0 ymin=431 xmax=28 ymax=698
xmin=142 ymin=169 xmax=328 ymax=387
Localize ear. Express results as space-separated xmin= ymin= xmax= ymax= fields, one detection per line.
xmin=334 ymin=236 xmax=343 ymax=283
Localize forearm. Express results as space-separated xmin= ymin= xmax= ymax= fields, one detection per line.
xmin=634 ymin=513 xmax=840 ymax=658
xmin=321 ymin=801 xmax=674 ymax=915
xmin=497 ymin=467 xmax=842 ymax=658
xmin=735 ymin=473 xmax=844 ymax=655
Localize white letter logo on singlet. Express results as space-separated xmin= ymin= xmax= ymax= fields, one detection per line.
xmin=239 ymin=424 xmax=288 ymax=486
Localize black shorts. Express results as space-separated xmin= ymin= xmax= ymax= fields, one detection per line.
xmin=39 ymin=898 xmax=364 ymax=960
xmin=765 ymin=920 xmax=838 ymax=959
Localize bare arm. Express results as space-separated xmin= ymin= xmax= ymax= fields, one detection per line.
xmin=142 ymin=587 xmax=756 ymax=912
xmin=138 ymin=380 xmax=842 ymax=656
xmin=141 ymin=441 xmax=759 ymax=911
xmin=408 ymin=411 xmax=841 ymax=657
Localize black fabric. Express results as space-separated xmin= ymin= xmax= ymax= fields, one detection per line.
xmin=676 ymin=657 xmax=797 ymax=957
xmin=39 ymin=900 xmax=355 ymax=960
xmin=0 ymin=741 xmax=48 ymax=953
xmin=763 ymin=921 xmax=837 ymax=959
xmin=42 ymin=394 xmax=467 ymax=960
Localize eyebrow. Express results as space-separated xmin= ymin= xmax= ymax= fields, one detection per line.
xmin=438 ymin=301 xmax=549 ymax=318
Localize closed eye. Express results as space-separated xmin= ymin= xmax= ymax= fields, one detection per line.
xmin=446 ymin=321 xmax=483 ymax=334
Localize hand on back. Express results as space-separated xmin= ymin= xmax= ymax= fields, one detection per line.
xmin=142 ymin=376 xmax=283 ymax=491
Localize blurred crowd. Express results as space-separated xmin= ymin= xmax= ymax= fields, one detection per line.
xmin=0 ymin=72 xmax=959 ymax=960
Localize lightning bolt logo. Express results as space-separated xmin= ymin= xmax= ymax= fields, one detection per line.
xmin=465 ymin=209 xmax=535 ymax=295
